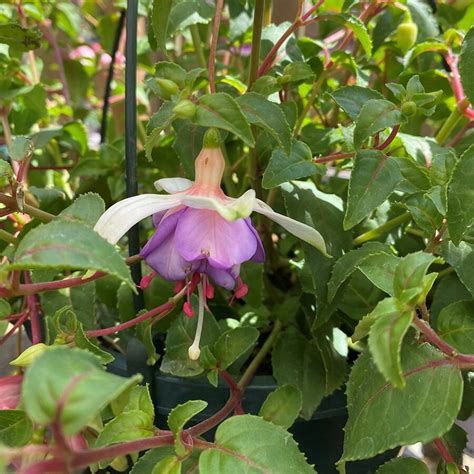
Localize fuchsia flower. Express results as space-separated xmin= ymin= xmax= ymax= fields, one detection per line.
xmin=0 ymin=375 xmax=22 ymax=410
xmin=95 ymin=129 xmax=327 ymax=359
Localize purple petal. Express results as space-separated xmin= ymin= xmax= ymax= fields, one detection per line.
xmin=245 ymin=218 xmax=265 ymax=263
xmin=143 ymin=231 xmax=197 ymax=281
xmin=141 ymin=208 xmax=196 ymax=281
xmin=206 ymin=264 xmax=240 ymax=290
xmin=175 ymin=208 xmax=258 ymax=270
xmin=141 ymin=208 xmax=185 ymax=257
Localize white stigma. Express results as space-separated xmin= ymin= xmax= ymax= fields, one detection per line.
xmin=188 ymin=280 xmax=205 ymax=361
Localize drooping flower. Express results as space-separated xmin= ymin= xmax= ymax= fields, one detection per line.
xmin=94 ymin=128 xmax=327 ymax=359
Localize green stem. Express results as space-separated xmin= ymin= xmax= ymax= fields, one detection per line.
xmin=353 ymin=212 xmax=411 ymax=246
xmin=190 ymin=25 xmax=207 ymax=69
xmin=248 ymin=0 xmax=265 ymax=88
xmin=294 ymin=73 xmax=325 ymax=136
xmin=435 ymin=106 xmax=463 ymax=145
xmin=0 ymin=193 xmax=55 ymax=222
xmin=238 ymin=320 xmax=282 ymax=390
xmin=0 ymin=229 xmax=17 ymax=246
xmin=264 ymin=0 xmax=272 ymax=26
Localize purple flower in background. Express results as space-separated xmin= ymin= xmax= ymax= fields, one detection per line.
xmin=95 ymin=129 xmax=327 ymax=360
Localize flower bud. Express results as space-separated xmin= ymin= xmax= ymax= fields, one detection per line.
xmin=401 ymin=101 xmax=417 ymax=116
xmin=155 ymin=78 xmax=180 ymax=99
xmin=395 ymin=22 xmax=418 ymax=54
xmin=172 ymin=99 xmax=197 ymax=119
xmin=10 ymin=343 xmax=49 ymax=368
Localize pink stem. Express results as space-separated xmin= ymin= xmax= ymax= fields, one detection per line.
xmin=300 ymin=0 xmax=325 ymax=21
xmin=375 ymin=125 xmax=400 ymax=150
xmin=209 ymin=0 xmax=225 ymax=93
xmin=40 ymin=23 xmax=71 ymax=104
xmin=24 ymin=272 xmax=41 ymax=344
xmin=444 ymin=48 xmax=474 ymax=120
xmin=86 ymin=300 xmax=176 ymax=338
xmin=0 ymin=312 xmax=29 ymax=346
xmin=433 ymin=438 xmax=456 ymax=464
xmin=413 ymin=317 xmax=474 ymax=365
xmin=314 ymin=151 xmax=355 ymax=163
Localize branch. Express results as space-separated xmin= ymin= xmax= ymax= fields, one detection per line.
xmin=209 ymin=0 xmax=225 ymax=93
xmin=413 ymin=316 xmax=474 ymax=365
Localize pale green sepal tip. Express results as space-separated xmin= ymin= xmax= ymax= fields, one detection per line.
xmin=203 ymin=128 xmax=221 ymax=148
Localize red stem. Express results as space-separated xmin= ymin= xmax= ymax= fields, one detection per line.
xmin=433 ymin=438 xmax=456 ymax=464
xmin=314 ymin=151 xmax=355 ymax=163
xmin=24 ymin=272 xmax=41 ymax=344
xmin=40 ymin=23 xmax=71 ymax=104
xmin=258 ymin=22 xmax=300 ymax=77
xmin=86 ymin=300 xmax=177 ymax=338
xmin=187 ymin=372 xmax=243 ymax=437
xmin=375 ymin=125 xmax=400 ymax=150
xmin=300 ymin=0 xmax=325 ymax=21
xmin=444 ymin=48 xmax=474 ymax=120
xmin=209 ymin=0 xmax=224 ymax=93
xmin=0 ymin=312 xmax=29 ymax=346
xmin=413 ymin=317 xmax=474 ymax=365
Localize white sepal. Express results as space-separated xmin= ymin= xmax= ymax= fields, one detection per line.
xmin=94 ymin=194 xmax=179 ymax=244
xmin=181 ymin=189 xmax=256 ymax=221
xmin=154 ymin=177 xmax=193 ymax=193
xmin=253 ymin=199 xmax=329 ymax=256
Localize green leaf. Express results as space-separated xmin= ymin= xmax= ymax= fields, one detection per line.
xmin=344 ymin=150 xmax=401 ymax=229
xmin=342 ymin=339 xmax=463 ymax=461
xmin=168 ymin=0 xmax=214 ymax=35
xmin=437 ymin=300 xmax=474 ymax=354
xmin=320 ymin=13 xmax=372 ymax=57
xmin=357 ymin=253 xmax=400 ymax=295
xmin=152 ymin=456 xmax=182 ymax=474
xmin=213 ymin=326 xmax=259 ymax=370
xmin=442 ymin=241 xmax=474 ymax=298
xmin=236 ymin=92 xmax=291 ymax=153
xmin=168 ymin=400 xmax=207 ymax=455
xmin=8 ymin=136 xmax=33 ymax=162
xmin=0 ymin=23 xmax=42 ymax=52
xmin=262 ymin=140 xmax=318 ymax=189
xmin=393 ymin=252 xmax=439 ymax=303
xmin=58 ymin=193 xmax=105 ymax=228
xmin=199 ymin=415 xmax=315 ymax=473
xmin=272 ymin=328 xmax=326 ymax=420
xmin=151 ymin=0 xmax=173 ymax=54
xmin=377 ymin=457 xmax=429 ymax=474
xmin=368 ymin=304 xmax=414 ymax=388
xmin=328 ymin=243 xmax=393 ymax=301
xmin=0 ymin=299 xmax=12 ymax=319
xmin=10 ymin=220 xmax=133 ymax=289
xmin=168 ymin=400 xmax=207 ymax=434
xmin=259 ymin=385 xmax=302 ymax=430
xmin=96 ymin=410 xmax=155 ymax=448
xmin=447 ymin=145 xmax=474 ymax=245
xmin=329 ymin=86 xmax=384 ymax=120
xmin=22 ymin=347 xmax=141 ymax=435
xmin=155 ymin=62 xmax=187 ymax=88
xmin=172 ymin=120 xmax=206 ymax=179
xmin=161 ymin=304 xmax=221 ymax=377
xmin=353 ymin=100 xmax=401 ymax=149
xmin=194 ymin=93 xmax=254 ymax=147
xmin=282 ymin=62 xmax=315 ymax=83
xmin=147 ymin=102 xmax=176 ymax=135
xmin=458 ymin=26 xmax=474 ymax=107
xmin=404 ymin=41 xmax=448 ymax=66
xmin=0 ymin=410 xmax=33 ymax=447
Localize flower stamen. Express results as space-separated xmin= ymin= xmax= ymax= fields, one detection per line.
xmin=188 ymin=280 xmax=205 ymax=360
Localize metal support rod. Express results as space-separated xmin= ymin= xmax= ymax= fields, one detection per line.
xmin=100 ymin=9 xmax=126 ymax=144
xmin=125 ymin=0 xmax=144 ymax=311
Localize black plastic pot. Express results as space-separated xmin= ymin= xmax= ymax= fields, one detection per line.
xmin=107 ymin=340 xmax=397 ymax=474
